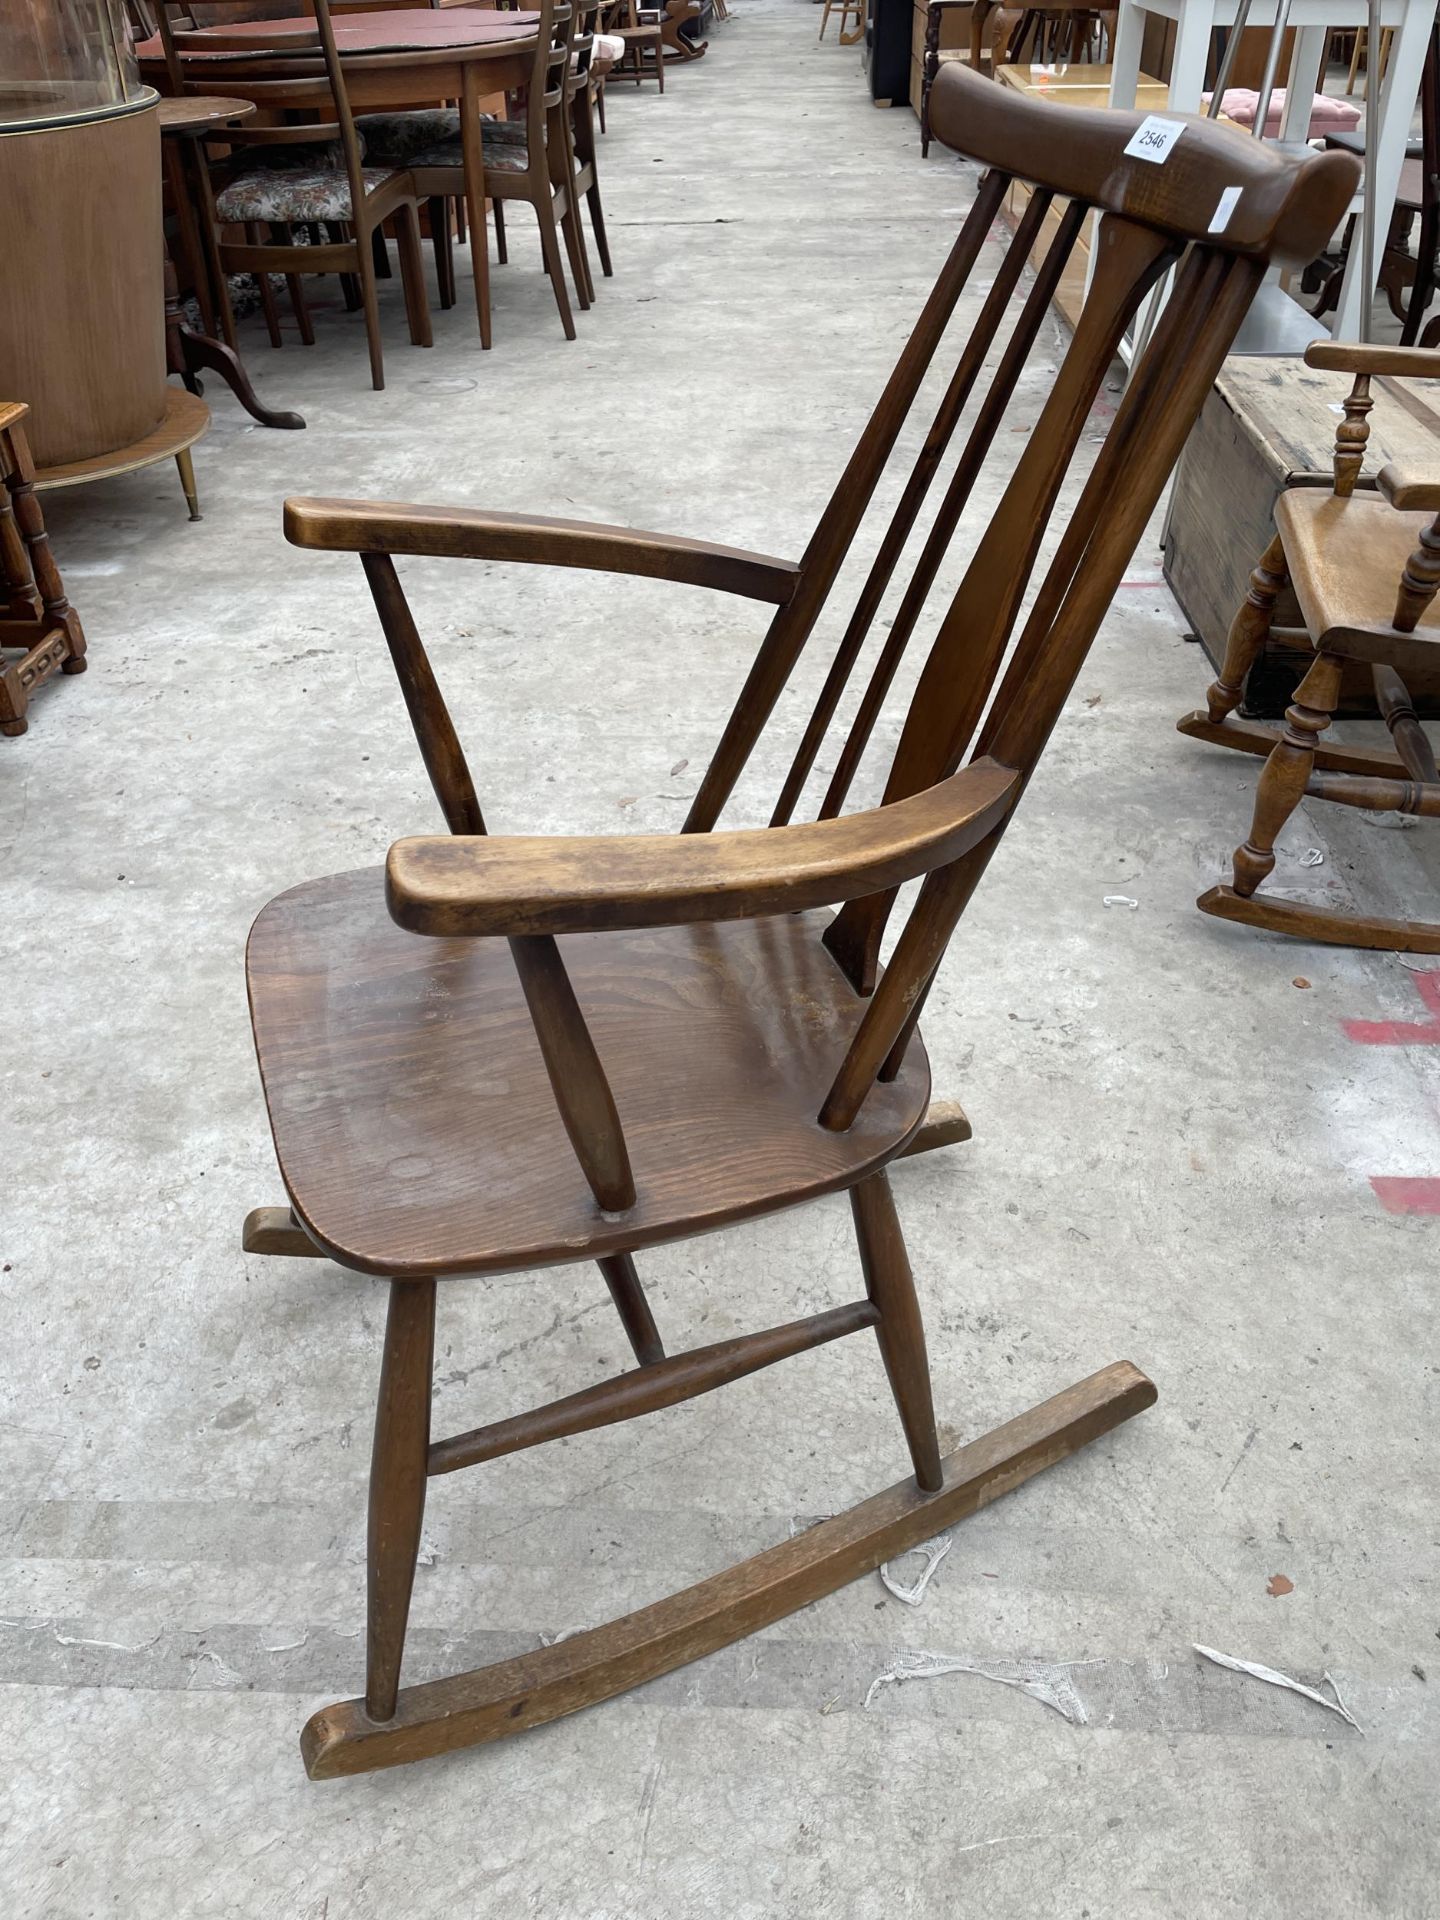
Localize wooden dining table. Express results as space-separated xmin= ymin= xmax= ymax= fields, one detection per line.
xmin=136 ymin=8 xmax=543 ymax=348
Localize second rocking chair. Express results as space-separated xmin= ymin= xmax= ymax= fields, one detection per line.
xmin=1180 ymin=339 xmax=1440 ymax=950
xmin=243 ymin=69 xmax=1355 ymax=1777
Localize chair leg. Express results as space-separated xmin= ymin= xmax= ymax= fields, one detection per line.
xmin=586 ymin=178 xmax=613 ymax=278
xmin=366 ymin=1279 xmax=436 ymax=1724
xmin=560 ymin=193 xmax=593 ymax=310
xmin=356 ymin=238 xmax=386 ymax=391
xmin=372 ymin=225 xmax=392 ymax=279
xmin=535 ymin=192 xmax=578 ymax=341
xmin=1231 ymin=652 xmax=1342 ymax=898
xmin=429 ymin=197 xmax=456 ymax=309
xmin=1401 ymin=207 xmax=1439 ymax=345
xmin=1205 ymin=532 xmax=1289 ymax=724
xmin=248 ymin=227 xmax=283 ymax=347
xmin=850 ymin=1171 xmax=943 ymax=1493
xmin=393 ymin=204 xmax=434 ymax=348
xmin=597 ymin=1253 xmax=665 ymax=1366
xmin=281 ymin=241 xmax=316 ymax=348
xmin=175 ymin=446 xmax=201 ymax=523
xmin=494 ymin=200 xmax=508 ymax=265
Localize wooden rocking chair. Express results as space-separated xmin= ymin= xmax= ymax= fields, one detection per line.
xmin=243 ymin=67 xmax=1355 ymax=1778
xmin=1179 ymin=340 xmax=1440 ymax=950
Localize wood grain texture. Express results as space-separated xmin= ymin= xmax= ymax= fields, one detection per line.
xmin=301 ymin=1360 xmax=1157 ymax=1776
xmin=247 ymin=882 xmax=931 ymax=1278
xmin=386 ymin=759 xmax=1018 ymax=937
xmin=283 ymin=498 xmax=800 ymax=602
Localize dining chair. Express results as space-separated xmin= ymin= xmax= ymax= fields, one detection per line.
xmin=1179 ymin=338 xmax=1440 ymax=952
xmin=365 ymin=0 xmax=588 ymax=346
xmin=155 ymin=0 xmax=433 ymax=391
xmin=566 ymin=0 xmax=614 ymax=298
xmin=0 ymin=404 xmax=86 ymax=738
xmin=819 ymin=0 xmax=864 ymax=41
xmin=607 ymin=0 xmax=667 ymax=87
xmin=243 ymin=68 xmax=1356 ymax=1777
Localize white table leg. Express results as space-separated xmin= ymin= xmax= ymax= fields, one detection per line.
xmin=1165 ymin=0 xmax=1217 ymax=113
xmin=1106 ymin=0 xmax=1145 ymax=107
xmin=1334 ymin=1 xmax=1432 ymax=337
xmin=1279 ymin=24 xmax=1328 ymax=141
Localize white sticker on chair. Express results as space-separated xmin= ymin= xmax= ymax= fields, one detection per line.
xmin=1123 ymin=116 xmax=1186 ymax=164
xmin=1208 ymin=184 xmax=1243 ymax=233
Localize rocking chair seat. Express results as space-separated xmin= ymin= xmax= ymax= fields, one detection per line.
xmin=247 ymin=869 xmax=931 ymax=1280
xmin=1274 ymin=487 xmax=1440 ymax=664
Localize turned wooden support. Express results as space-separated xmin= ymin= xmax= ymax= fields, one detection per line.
xmin=1392 ymin=514 xmax=1440 ymax=632
xmin=1332 ymin=372 xmax=1373 ymax=497
xmin=1205 ymin=533 xmax=1288 ymax=725
xmin=1232 ymin=652 xmax=1342 ymax=897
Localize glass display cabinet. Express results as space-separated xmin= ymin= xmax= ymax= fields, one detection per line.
xmin=0 ymin=0 xmax=169 ymax=470
xmin=0 ymin=0 xmax=146 ymax=130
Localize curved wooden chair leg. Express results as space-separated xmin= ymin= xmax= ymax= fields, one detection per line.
xmin=300 ymin=1359 xmax=1156 ymax=1777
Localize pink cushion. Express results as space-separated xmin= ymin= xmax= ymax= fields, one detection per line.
xmin=1202 ymin=88 xmax=1363 ymax=139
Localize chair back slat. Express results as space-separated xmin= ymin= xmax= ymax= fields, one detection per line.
xmin=770 ymin=185 xmax=1059 ymax=830
xmin=813 ymin=191 xmax=1091 ymax=827
xmin=682 ymin=166 xmax=1011 ymax=837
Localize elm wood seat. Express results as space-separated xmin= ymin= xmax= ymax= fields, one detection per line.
xmin=248 ymin=893 xmax=939 ymax=1278
xmin=244 ymin=67 xmax=1357 ymax=1778
xmin=1180 ymin=339 xmax=1440 ymax=952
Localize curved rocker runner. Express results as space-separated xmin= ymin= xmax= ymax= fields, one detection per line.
xmin=243 ymin=69 xmax=1357 ymax=1776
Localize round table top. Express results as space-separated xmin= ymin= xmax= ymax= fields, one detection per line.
xmin=156 ymin=94 xmax=259 ymax=135
xmin=137 ymin=8 xmax=539 ymax=61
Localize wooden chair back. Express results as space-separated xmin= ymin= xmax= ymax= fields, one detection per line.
xmin=287 ymin=68 xmax=1357 ymax=1202
xmin=687 ymin=73 xmax=1356 ymax=1005
xmin=154 ymin=0 xmax=369 ymax=216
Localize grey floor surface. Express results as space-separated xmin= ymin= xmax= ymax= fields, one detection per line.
xmin=3 ymin=4 xmax=1438 ymax=1915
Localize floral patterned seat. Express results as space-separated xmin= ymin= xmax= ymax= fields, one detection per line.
xmin=215 ymin=160 xmax=407 ymax=226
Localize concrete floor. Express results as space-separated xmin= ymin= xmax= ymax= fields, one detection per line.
xmin=4 ymin=4 xmax=1439 ymax=1914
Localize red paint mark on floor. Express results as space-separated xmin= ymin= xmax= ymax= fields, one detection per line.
xmin=1370 ymin=1175 xmax=1440 ymax=1215
xmin=1344 ymin=970 xmax=1440 ymax=1044
xmin=1266 ymin=1573 xmax=1295 ymax=1598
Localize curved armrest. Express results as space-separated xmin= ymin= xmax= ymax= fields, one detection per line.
xmin=284 ymin=497 xmax=800 ymax=604
xmin=386 ymin=758 xmax=1020 ymax=937
xmin=1377 ymin=463 xmax=1440 ymax=512
xmin=1305 ymin=342 xmax=1440 ymax=380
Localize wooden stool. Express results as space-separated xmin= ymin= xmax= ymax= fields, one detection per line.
xmin=0 ymin=405 xmax=86 ymax=738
